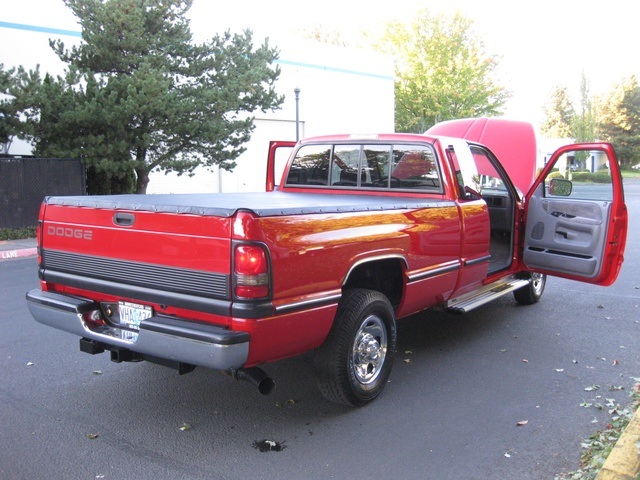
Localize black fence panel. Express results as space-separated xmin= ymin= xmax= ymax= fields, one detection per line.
xmin=0 ymin=157 xmax=86 ymax=228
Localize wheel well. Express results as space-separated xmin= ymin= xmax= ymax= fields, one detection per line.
xmin=343 ymin=258 xmax=404 ymax=308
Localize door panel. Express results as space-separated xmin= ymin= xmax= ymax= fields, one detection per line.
xmin=523 ymin=143 xmax=627 ymax=286
xmin=524 ymin=185 xmax=609 ymax=277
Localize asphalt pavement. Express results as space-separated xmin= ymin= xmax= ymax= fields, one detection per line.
xmin=1 ymin=224 xmax=638 ymax=479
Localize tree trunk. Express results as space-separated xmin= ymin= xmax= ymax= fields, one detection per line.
xmin=135 ymin=144 xmax=149 ymax=194
xmin=135 ymin=167 xmax=149 ymax=194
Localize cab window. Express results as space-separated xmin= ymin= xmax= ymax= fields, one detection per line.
xmin=286 ymin=145 xmax=331 ymax=185
xmin=286 ymin=142 xmax=441 ymax=193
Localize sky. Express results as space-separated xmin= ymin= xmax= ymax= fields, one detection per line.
xmin=190 ymin=0 xmax=640 ymax=125
xmin=2 ymin=0 xmax=639 ymax=127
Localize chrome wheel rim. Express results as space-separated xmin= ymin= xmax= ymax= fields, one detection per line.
xmin=531 ymin=273 xmax=545 ymax=295
xmin=352 ymin=314 xmax=387 ymax=385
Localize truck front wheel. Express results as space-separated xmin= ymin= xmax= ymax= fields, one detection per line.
xmin=314 ymin=289 xmax=397 ymax=407
xmin=513 ymin=272 xmax=546 ymax=305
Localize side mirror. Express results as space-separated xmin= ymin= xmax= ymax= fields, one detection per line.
xmin=549 ymin=178 xmax=572 ymax=197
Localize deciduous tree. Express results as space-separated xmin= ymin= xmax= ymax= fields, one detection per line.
xmin=598 ymin=75 xmax=640 ymax=168
xmin=540 ymin=85 xmax=575 ymax=139
xmin=375 ymin=9 xmax=509 ymax=133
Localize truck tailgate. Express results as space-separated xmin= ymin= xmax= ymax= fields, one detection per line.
xmin=39 ymin=197 xmax=233 ymax=316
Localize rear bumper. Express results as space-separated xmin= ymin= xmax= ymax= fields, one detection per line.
xmin=26 ymin=289 xmax=249 ymax=371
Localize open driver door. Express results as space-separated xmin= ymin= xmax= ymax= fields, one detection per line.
xmin=522 ymin=143 xmax=627 ymax=286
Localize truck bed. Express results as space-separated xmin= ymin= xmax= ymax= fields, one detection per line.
xmin=44 ymin=191 xmax=451 ymax=217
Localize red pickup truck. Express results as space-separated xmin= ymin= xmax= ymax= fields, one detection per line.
xmin=26 ymin=118 xmax=628 ymax=406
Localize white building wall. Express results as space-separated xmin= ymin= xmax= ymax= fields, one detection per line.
xmin=147 ymin=39 xmax=395 ymax=193
xmin=1 ymin=5 xmax=395 ymax=194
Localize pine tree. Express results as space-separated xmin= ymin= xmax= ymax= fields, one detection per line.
xmin=16 ymin=0 xmax=283 ymax=193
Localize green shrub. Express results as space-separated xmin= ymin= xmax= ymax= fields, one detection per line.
xmin=0 ymin=227 xmax=37 ymax=240
xmin=571 ymin=172 xmax=611 ymax=183
xmin=547 ymin=171 xmax=565 ymax=180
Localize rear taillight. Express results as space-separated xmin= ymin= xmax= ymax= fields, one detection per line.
xmin=234 ymin=244 xmax=270 ymax=299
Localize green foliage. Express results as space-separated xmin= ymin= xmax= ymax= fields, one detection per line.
xmin=375 ymin=9 xmax=509 ymax=133
xmin=557 ymin=383 xmax=640 ymax=480
xmin=541 ymin=73 xmax=640 ymax=168
xmin=540 ymin=85 xmax=575 ymax=138
xmin=540 ymin=73 xmax=599 ymax=143
xmin=571 ymin=171 xmax=612 ymax=183
xmin=572 ymin=72 xmax=597 ymax=143
xmin=598 ymin=75 xmax=640 ymax=168
xmin=298 ymin=25 xmax=352 ymax=47
xmin=0 ymin=64 xmax=23 ymax=149
xmin=7 ymin=0 xmax=283 ymax=193
xmin=547 ymin=171 xmax=565 ymax=180
xmin=0 ymin=226 xmax=37 ymax=240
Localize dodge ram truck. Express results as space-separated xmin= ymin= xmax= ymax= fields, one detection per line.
xmin=26 ymin=117 xmax=628 ymax=406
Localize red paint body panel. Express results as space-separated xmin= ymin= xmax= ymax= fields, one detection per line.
xmin=450 ymin=199 xmax=491 ymax=296
xmin=232 ymin=305 xmax=339 ymax=366
xmin=246 ymin=206 xmax=463 ymax=318
xmin=42 ymin=205 xmax=232 ymax=273
xmin=427 ymin=117 xmax=537 ymax=194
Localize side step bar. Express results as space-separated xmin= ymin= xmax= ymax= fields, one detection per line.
xmin=445 ymin=276 xmax=530 ymax=313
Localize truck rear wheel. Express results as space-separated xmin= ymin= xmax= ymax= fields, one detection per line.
xmin=513 ymin=272 xmax=546 ymax=305
xmin=314 ymin=289 xmax=396 ymax=407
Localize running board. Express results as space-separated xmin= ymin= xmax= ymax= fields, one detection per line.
xmin=445 ymin=277 xmax=530 ymax=313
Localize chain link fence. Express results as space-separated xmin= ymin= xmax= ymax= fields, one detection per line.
xmin=0 ymin=157 xmax=86 ymax=228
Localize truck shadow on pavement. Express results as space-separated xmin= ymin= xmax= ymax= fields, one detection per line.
xmin=44 ymin=296 xmax=523 ymax=470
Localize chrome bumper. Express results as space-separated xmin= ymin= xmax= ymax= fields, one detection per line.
xmin=26 ymin=289 xmax=249 ymax=371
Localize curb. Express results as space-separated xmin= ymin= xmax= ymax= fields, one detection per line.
xmin=596 ymin=405 xmax=640 ymax=479
xmin=0 ymin=247 xmax=37 ymax=261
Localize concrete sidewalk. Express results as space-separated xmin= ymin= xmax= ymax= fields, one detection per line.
xmin=0 ymin=237 xmax=37 ymax=261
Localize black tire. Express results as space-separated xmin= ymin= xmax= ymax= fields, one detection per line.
xmin=314 ymin=289 xmax=397 ymax=407
xmin=513 ymin=272 xmax=546 ymax=305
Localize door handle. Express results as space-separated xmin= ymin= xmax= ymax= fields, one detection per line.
xmin=113 ymin=212 xmax=135 ymax=227
xmin=556 ymin=228 xmax=576 ymax=240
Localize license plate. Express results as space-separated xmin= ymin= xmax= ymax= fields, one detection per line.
xmin=118 ymin=301 xmax=153 ymax=330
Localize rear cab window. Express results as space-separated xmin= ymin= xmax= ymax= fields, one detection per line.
xmin=286 ymin=142 xmax=442 ymax=193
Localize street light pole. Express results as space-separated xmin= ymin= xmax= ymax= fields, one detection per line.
xmin=294 ymin=87 xmax=300 ymax=141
